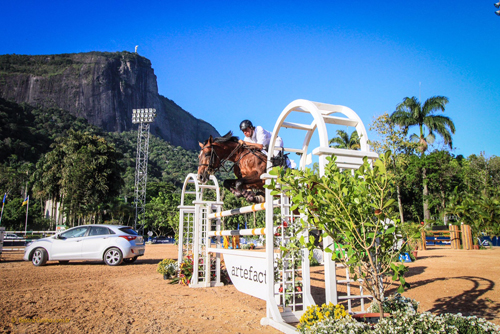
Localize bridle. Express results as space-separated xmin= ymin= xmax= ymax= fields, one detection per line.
xmin=199 ymin=145 xmax=220 ymax=174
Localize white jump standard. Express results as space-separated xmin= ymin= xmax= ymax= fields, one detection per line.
xmin=178 ymin=99 xmax=378 ymax=333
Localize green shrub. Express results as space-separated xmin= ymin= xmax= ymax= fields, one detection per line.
xmin=309 ymin=255 xmax=320 ymax=267
xmin=298 ymin=303 xmax=350 ymax=333
xmin=156 ymin=259 xmax=177 ymax=278
xmin=368 ymin=293 xmax=419 ymax=314
xmin=374 ymin=310 xmax=500 ymax=334
xmin=299 ymin=307 xmax=500 ymax=334
xmin=299 ymin=316 xmax=369 ymax=334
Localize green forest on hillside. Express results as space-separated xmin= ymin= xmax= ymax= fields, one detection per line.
xmin=0 ymin=98 xmax=242 ymax=235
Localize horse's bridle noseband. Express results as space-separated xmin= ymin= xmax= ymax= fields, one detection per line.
xmin=199 ymin=145 xmax=220 ymax=174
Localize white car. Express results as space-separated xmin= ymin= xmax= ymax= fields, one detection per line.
xmin=23 ymin=224 xmax=145 ymax=266
xmin=4 ymin=233 xmax=23 ymax=240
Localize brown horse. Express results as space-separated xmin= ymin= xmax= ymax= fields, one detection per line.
xmin=198 ymin=132 xmax=267 ymax=203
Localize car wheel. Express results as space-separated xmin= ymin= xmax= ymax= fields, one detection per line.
xmin=59 ymin=261 xmax=70 ymax=264
xmin=32 ymin=248 xmax=48 ymax=266
xmin=123 ymin=256 xmax=138 ymax=264
xmin=104 ymin=247 xmax=123 ymax=266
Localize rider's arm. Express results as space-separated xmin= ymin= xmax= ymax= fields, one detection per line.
xmin=238 ymin=139 xmax=263 ymax=150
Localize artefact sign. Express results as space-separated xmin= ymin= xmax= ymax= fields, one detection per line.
xmin=223 ymin=254 xmax=268 ymax=300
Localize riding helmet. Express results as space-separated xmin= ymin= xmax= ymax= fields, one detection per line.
xmin=240 ymin=120 xmax=254 ymax=131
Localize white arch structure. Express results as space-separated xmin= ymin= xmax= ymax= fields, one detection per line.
xmin=268 ymin=99 xmax=377 ymax=172
xmin=178 ymin=100 xmax=378 ymax=333
xmin=265 ymin=99 xmax=379 ymax=310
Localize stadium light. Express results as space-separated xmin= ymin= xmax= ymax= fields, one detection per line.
xmin=495 ymin=2 xmax=500 ymax=15
xmin=132 ymin=107 xmax=156 ymax=235
xmin=132 ymin=108 xmax=156 ymax=124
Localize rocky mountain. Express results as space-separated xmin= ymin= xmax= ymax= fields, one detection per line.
xmin=0 ymin=51 xmax=220 ymax=150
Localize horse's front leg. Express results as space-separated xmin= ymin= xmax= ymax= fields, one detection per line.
xmin=223 ymin=179 xmax=243 ymax=197
xmin=235 ymin=174 xmax=265 ymax=203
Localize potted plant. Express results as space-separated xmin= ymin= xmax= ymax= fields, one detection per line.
xmin=249 ymin=243 xmax=255 ymax=250
xmin=156 ymin=258 xmax=177 ymax=280
xmin=268 ymin=151 xmax=409 ymax=319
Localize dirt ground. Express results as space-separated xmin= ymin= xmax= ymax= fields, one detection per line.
xmin=1 ymin=244 xmax=499 ymax=333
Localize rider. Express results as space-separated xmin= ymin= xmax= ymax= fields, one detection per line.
xmin=238 ymin=120 xmax=283 ymax=155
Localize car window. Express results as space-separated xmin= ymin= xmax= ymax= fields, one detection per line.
xmin=89 ymin=226 xmax=111 ymax=236
xmin=60 ymin=227 xmax=89 ymax=238
xmin=118 ymin=227 xmax=139 ymax=235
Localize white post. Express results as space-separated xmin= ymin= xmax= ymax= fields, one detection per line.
xmin=177 ymin=210 xmax=185 ymax=268
xmin=191 ymin=203 xmax=201 ymax=286
xmin=0 ymin=193 xmax=6 ymax=225
xmin=24 ymin=195 xmax=29 ymax=236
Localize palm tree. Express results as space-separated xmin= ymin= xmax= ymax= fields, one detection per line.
xmin=390 ymin=96 xmax=455 ymax=221
xmin=329 ymin=130 xmax=360 ymax=150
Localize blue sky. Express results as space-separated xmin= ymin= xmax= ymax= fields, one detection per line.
xmin=2 ymin=1 xmax=499 ymax=158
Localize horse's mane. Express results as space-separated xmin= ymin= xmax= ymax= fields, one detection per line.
xmin=212 ymin=131 xmax=239 ymax=144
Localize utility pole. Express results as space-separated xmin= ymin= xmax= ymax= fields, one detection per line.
xmin=132 ymin=108 xmax=156 ymax=235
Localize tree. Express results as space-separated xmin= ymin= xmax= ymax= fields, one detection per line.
xmin=31 ymin=130 xmax=123 ymax=225
xmin=447 ymin=191 xmax=500 ymax=244
xmin=461 ymin=153 xmax=500 ymax=197
xmin=145 ymin=190 xmax=180 ymax=237
xmin=369 ymin=113 xmax=418 ymax=224
xmin=268 ymin=151 xmax=409 ymax=318
xmin=329 ymin=129 xmax=360 ymax=150
xmin=390 ymin=96 xmax=455 ymax=221
xmin=423 ymin=150 xmax=461 ymax=223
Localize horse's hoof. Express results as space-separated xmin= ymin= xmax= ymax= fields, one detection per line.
xmin=241 ymin=190 xmax=255 ymax=202
xmin=244 ymin=193 xmax=255 ymax=202
xmin=254 ymin=195 xmax=265 ymax=203
xmin=231 ymin=188 xmax=242 ymax=197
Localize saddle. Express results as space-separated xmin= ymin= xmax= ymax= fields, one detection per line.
xmin=270 ymin=148 xmax=290 ymax=169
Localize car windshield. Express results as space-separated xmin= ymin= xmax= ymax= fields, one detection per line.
xmin=118 ymin=227 xmax=138 ymax=236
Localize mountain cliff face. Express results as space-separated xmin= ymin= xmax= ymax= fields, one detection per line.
xmin=0 ymin=51 xmax=219 ymax=150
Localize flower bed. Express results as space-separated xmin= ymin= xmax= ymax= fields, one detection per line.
xmin=298 ymin=295 xmax=500 ymax=334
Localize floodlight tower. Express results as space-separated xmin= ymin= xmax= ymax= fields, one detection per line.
xmin=132 ymin=108 xmax=156 ymax=235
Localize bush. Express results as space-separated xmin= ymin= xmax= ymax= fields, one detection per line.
xmin=298 ymin=303 xmax=350 ymax=333
xmin=299 ymin=316 xmax=369 ymax=334
xmin=298 ymin=303 xmax=500 ymax=334
xmin=170 ymin=257 xmax=194 ymax=285
xmin=374 ymin=310 xmax=500 ymax=334
xmin=310 ymin=255 xmax=320 ymax=267
xmin=441 ymin=313 xmax=500 ymax=334
xmin=156 ymin=259 xmax=177 ymax=278
xmin=368 ymin=293 xmax=419 ymax=314
xmin=170 ymin=256 xmax=231 ymax=286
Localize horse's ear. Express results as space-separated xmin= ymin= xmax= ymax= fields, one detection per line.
xmin=199 ymin=142 xmax=204 ymax=149
xmin=208 ymin=135 xmax=213 ymax=143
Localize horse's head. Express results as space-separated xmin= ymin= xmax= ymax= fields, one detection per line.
xmin=197 ymin=135 xmax=220 ymax=184
xmin=198 ymin=132 xmax=240 ymax=184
